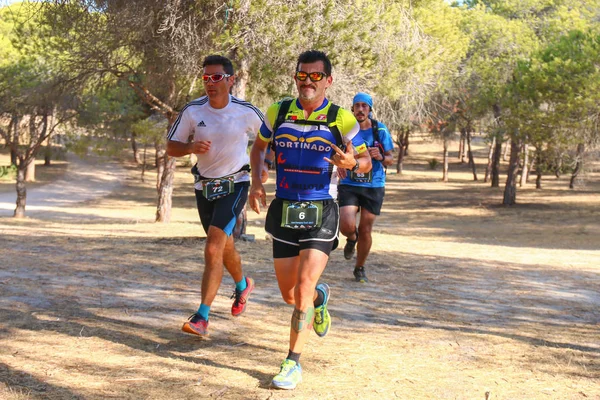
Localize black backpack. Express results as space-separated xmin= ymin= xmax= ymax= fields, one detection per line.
xmin=272 ymin=99 xmax=344 ymax=148
xmin=370 ymin=118 xmax=387 ymax=173
xmin=370 ymin=118 xmax=380 ymax=144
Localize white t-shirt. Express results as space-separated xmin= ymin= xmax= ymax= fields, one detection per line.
xmin=167 ymin=95 xmax=264 ymax=185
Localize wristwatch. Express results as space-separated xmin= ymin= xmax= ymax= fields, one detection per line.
xmin=351 ymin=159 xmax=360 ymax=172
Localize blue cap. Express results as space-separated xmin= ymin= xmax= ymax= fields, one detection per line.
xmin=352 ymin=92 xmax=373 ymax=109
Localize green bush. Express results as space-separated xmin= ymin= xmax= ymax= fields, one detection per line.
xmin=428 ymin=158 xmax=439 ymax=170
xmin=0 ymin=164 xmax=17 ymax=180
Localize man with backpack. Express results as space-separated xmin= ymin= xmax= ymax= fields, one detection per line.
xmin=338 ymin=92 xmax=395 ymax=283
xmin=248 ymin=50 xmax=371 ymax=390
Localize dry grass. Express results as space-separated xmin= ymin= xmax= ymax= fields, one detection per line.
xmin=0 ymin=137 xmax=599 ymax=399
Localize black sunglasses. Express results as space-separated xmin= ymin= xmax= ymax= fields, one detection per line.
xmin=295 ymin=71 xmax=328 ymax=82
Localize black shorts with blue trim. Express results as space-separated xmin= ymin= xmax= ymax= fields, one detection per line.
xmin=337 ymin=185 xmax=385 ymax=215
xmin=265 ymin=197 xmax=339 ymax=258
xmin=194 ymin=181 xmax=249 ymax=236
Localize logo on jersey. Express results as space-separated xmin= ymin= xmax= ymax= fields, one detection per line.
xmin=277 ymin=153 xmax=287 ymax=164
xmin=279 ymin=176 xmax=289 ymax=189
xmin=281 ymin=164 xmax=324 ymax=175
xmin=197 ymin=121 xmax=206 ymax=127
xmin=316 ymin=114 xmax=327 ymax=121
xmin=291 ymin=183 xmax=326 ymax=190
xmin=274 ymin=134 xmax=333 ymax=152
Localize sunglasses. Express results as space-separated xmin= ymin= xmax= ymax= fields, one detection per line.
xmin=295 ymin=71 xmax=328 ymax=82
xmin=202 ymin=73 xmax=231 ymax=83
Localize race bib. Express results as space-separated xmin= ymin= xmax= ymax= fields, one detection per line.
xmin=350 ymin=170 xmax=372 ymax=183
xmin=281 ymin=201 xmax=323 ymax=230
xmin=202 ymin=176 xmax=234 ymax=201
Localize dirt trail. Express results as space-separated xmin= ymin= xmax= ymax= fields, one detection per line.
xmin=0 ymin=147 xmax=599 ymax=400
xmin=0 ymin=154 xmax=127 ymax=217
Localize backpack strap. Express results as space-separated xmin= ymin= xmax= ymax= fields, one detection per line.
xmin=273 ymin=99 xmax=294 ymax=133
xmin=370 ymin=118 xmax=380 ymax=143
xmin=326 ymin=103 xmax=343 ymax=147
xmin=273 ymin=99 xmax=343 ymax=147
xmin=271 ymin=99 xmax=344 ymax=155
xmin=370 ymin=118 xmax=387 ymax=173
xmin=270 ymin=99 xmax=293 ymax=151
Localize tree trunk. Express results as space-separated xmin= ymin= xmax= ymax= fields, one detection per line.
xmin=25 ymin=157 xmax=36 ymax=182
xmin=395 ymin=126 xmax=409 ymax=174
xmin=10 ymin=115 xmax=19 ymax=166
xmin=44 ymin=136 xmax=52 ymax=166
xmin=458 ymin=129 xmax=465 ymax=161
xmin=132 ymin=132 xmax=141 ymax=164
xmin=535 ymin=146 xmax=543 ymax=189
xmin=230 ymin=1 xmax=250 ymax=99
xmin=155 ymin=140 xmax=166 ymax=190
xmin=502 ymin=139 xmax=510 ymax=161
xmin=141 ymin=142 xmax=148 ymax=182
xmin=232 ymin=57 xmax=249 ymax=99
xmin=156 ymin=155 xmax=176 ymax=223
xmin=491 ymin=103 xmax=503 ymax=187
xmin=555 ymin=157 xmax=562 ymax=178
xmin=569 ymin=143 xmax=584 ymax=189
xmin=442 ymin=138 xmax=449 ymax=182
xmin=502 ymin=138 xmax=521 ymax=205
xmin=484 ymin=136 xmax=495 ymax=183
xmin=526 ymin=150 xmax=535 ymax=182
xmin=396 ymin=145 xmax=404 ymax=175
xmin=491 ymin=139 xmax=502 ymax=187
xmin=14 ymin=162 xmax=27 ymax=218
xmin=466 ymin=127 xmax=477 ymax=181
xmin=519 ymin=144 xmax=529 ymax=187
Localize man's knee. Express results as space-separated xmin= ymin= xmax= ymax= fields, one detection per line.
xmin=205 ymin=231 xmax=227 ymax=259
xmin=339 ymin=210 xmax=357 ymax=235
xmin=358 ymin=221 xmax=375 ymax=236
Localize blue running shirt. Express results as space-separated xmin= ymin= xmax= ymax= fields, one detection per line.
xmin=258 ymin=98 xmax=367 ymax=201
xmin=339 ymin=121 xmax=394 ymax=188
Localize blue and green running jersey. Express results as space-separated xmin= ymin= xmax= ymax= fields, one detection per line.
xmin=258 ymin=98 xmax=367 ymax=201
xmin=339 ymin=121 xmax=394 ymax=188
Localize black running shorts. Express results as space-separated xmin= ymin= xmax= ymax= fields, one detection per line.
xmin=194 ymin=181 xmax=249 ymax=236
xmin=265 ymin=197 xmax=339 ymax=258
xmin=337 ymin=185 xmax=385 ymax=215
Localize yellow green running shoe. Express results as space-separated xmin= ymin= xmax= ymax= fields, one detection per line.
xmin=271 ymin=359 xmax=302 ymax=390
xmin=313 ymin=283 xmax=331 ymax=337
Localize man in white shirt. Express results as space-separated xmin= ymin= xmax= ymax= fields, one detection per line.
xmin=167 ymin=55 xmax=264 ymax=336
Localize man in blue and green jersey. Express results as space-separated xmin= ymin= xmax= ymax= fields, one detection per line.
xmin=248 ymin=50 xmax=372 ymax=390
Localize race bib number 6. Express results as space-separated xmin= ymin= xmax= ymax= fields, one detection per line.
xmin=281 ymin=201 xmax=323 ymax=229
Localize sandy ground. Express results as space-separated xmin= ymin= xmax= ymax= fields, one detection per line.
xmin=0 ymin=154 xmax=127 ymax=217
xmin=0 ymin=139 xmax=599 ymax=400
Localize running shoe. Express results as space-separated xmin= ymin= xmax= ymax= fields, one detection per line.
xmin=271 ymin=359 xmax=302 ymax=390
xmin=182 ymin=313 xmax=209 ymax=336
xmin=343 ymin=229 xmax=358 ymax=260
xmin=353 ymin=266 xmax=369 ymax=283
xmin=231 ymin=277 xmax=255 ymax=316
xmin=313 ymin=283 xmax=331 ymax=337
